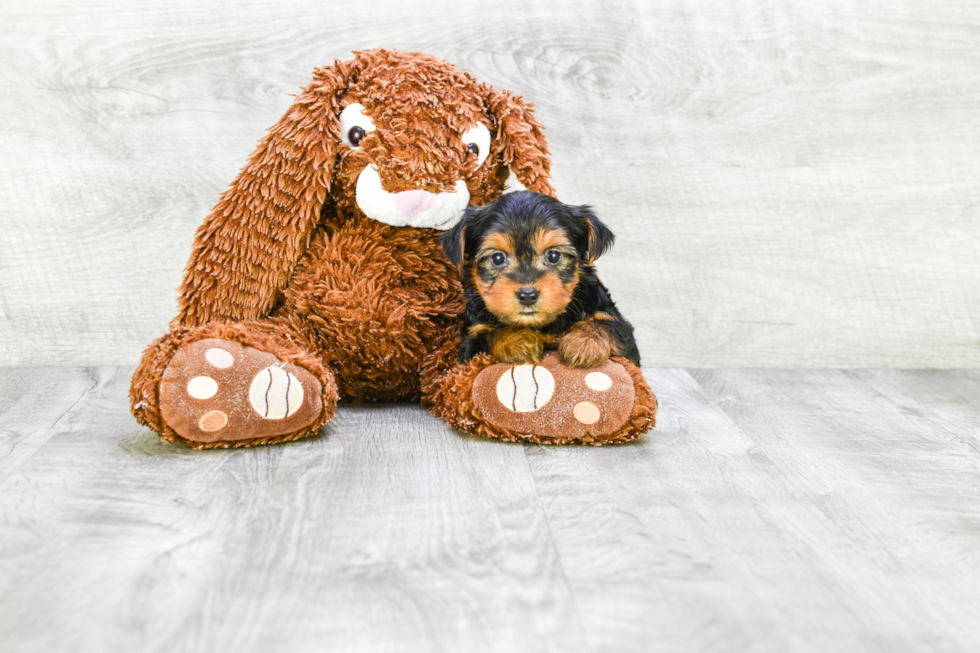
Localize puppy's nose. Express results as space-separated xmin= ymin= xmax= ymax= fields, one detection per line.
xmin=516 ymin=287 xmax=539 ymax=306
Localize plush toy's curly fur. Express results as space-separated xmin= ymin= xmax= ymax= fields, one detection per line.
xmin=130 ymin=49 xmax=655 ymax=448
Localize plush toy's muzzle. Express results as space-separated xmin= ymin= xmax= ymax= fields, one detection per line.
xmin=338 ymin=101 xmax=479 ymax=229
xmin=355 ymin=164 xmax=469 ymax=229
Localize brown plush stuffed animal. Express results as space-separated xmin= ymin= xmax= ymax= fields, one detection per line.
xmin=130 ymin=49 xmax=656 ymax=448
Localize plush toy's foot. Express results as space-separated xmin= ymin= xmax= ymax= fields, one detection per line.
xmin=428 ymin=351 xmax=656 ymax=445
xmin=158 ymin=338 xmax=325 ymax=447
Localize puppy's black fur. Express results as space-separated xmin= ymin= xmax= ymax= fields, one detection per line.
xmin=442 ymin=190 xmax=640 ymax=366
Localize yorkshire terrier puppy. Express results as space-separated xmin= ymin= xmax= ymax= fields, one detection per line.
xmin=441 ymin=191 xmax=640 ymax=369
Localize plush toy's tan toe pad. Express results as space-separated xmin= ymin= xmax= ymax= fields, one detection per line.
xmin=472 ymin=352 xmax=635 ymax=442
xmin=159 ymin=338 xmax=322 ymax=444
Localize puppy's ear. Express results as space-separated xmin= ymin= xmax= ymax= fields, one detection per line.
xmin=486 ymin=90 xmax=555 ymax=198
xmin=174 ymin=58 xmax=361 ymax=327
xmin=441 ymin=216 xmax=468 ymax=268
xmin=572 ymin=205 xmax=615 ymax=263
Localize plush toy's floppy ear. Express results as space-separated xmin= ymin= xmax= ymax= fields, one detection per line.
xmin=572 ymin=205 xmax=615 ymax=263
xmin=174 ymin=64 xmax=352 ymax=327
xmin=486 ymin=90 xmax=555 ymax=198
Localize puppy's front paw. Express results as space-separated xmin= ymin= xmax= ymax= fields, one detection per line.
xmin=558 ymin=322 xmax=612 ymax=369
xmin=490 ymin=328 xmax=546 ymax=364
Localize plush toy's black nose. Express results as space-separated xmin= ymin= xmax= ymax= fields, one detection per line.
xmin=516 ymin=287 xmax=539 ymax=306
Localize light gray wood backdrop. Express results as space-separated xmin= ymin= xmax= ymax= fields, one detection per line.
xmin=1 ymin=0 xmax=978 ymax=367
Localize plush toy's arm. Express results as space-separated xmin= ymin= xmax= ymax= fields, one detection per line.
xmin=174 ymin=86 xmax=338 ymax=328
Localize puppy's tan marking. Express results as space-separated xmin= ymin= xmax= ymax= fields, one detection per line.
xmin=479 ymin=232 xmax=513 ymax=257
xmin=488 ymin=327 xmax=547 ymax=364
xmin=467 ymin=323 xmax=494 ymax=338
xmin=592 ymin=311 xmax=626 ymax=356
xmin=479 ymin=275 xmax=526 ymax=324
xmin=534 ymin=228 xmax=572 ymax=252
xmin=532 ymin=272 xmax=575 ymax=325
xmin=558 ymin=318 xmax=613 ymax=369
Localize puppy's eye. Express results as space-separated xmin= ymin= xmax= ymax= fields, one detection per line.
xmin=339 ymin=103 xmax=376 ymax=149
xmin=462 ymin=123 xmax=490 ymax=167
xmin=545 ymin=250 xmax=563 ymax=264
xmin=490 ymin=252 xmax=506 ymax=266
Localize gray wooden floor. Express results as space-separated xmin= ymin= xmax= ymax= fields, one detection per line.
xmin=1 ymin=368 xmax=978 ymax=652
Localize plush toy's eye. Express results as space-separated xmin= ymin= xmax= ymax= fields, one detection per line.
xmin=348 ymin=126 xmax=366 ymax=146
xmin=339 ymin=103 xmax=376 ymax=149
xmin=490 ymin=252 xmax=506 ymax=266
xmin=462 ymin=123 xmax=491 ymax=167
xmin=545 ymin=249 xmax=563 ymax=265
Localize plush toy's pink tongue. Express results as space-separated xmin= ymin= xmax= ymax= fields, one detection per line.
xmin=394 ymin=190 xmax=437 ymax=217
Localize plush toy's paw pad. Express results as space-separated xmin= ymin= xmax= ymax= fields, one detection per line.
xmin=159 ymin=339 xmax=322 ymax=444
xmin=472 ymin=352 xmax=635 ymax=442
xmin=248 ymin=366 xmax=305 ymax=419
